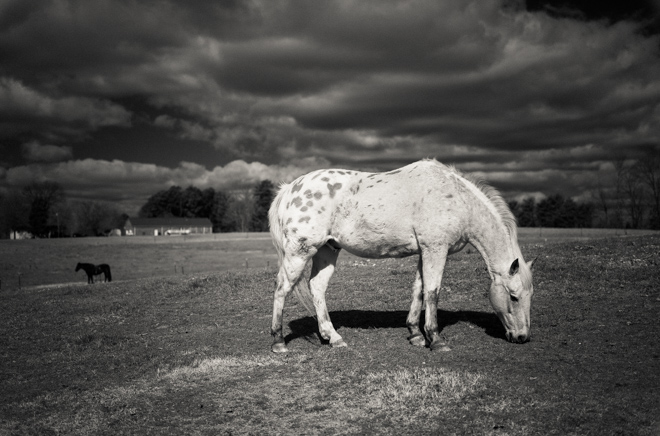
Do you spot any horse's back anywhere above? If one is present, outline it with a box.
[272,160,469,258]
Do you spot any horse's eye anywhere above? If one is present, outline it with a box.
[510,295,519,303]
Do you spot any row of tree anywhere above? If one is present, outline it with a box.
[509,150,660,230]
[0,181,127,238]
[0,180,278,238]
[138,180,275,232]
[508,195,595,228]
[2,150,658,238]
[594,154,660,229]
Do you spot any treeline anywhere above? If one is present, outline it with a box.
[138,180,276,233]
[0,181,127,238]
[508,195,595,228]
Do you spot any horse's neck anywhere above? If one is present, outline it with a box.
[467,217,516,278]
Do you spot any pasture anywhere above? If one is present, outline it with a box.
[1,229,659,435]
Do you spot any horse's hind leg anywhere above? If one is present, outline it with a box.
[309,245,343,347]
[271,254,309,353]
[406,258,426,347]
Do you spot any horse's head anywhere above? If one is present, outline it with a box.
[489,258,535,343]
[75,263,81,271]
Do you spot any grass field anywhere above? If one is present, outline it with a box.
[1,229,659,435]
[0,228,654,290]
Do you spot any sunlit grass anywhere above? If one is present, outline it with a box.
[366,367,483,406]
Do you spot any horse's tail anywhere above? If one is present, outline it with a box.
[268,184,316,317]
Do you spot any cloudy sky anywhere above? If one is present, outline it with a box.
[1,0,659,214]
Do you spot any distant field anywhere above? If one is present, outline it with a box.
[1,232,658,435]
[0,232,275,289]
[0,228,657,290]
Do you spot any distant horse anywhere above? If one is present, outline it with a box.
[268,159,535,353]
[75,263,112,284]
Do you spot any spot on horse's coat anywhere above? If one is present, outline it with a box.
[299,216,311,223]
[286,218,293,225]
[321,177,330,182]
[301,206,308,212]
[386,170,402,175]
[329,171,335,174]
[446,194,453,198]
[327,183,343,198]
[292,197,303,208]
[292,182,303,193]
[306,201,313,207]
[312,172,322,180]
[338,171,345,175]
[314,191,323,199]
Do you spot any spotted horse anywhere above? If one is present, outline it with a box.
[268,159,535,353]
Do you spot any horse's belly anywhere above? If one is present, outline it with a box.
[331,213,419,259]
[340,240,419,259]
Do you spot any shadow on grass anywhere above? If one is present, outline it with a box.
[285,309,504,345]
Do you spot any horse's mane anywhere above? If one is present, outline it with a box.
[461,172,519,240]
[435,160,532,286]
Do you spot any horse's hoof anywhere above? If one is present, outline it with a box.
[408,334,427,347]
[429,340,451,352]
[271,343,289,353]
[330,339,347,348]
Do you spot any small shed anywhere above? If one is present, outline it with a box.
[129,217,213,236]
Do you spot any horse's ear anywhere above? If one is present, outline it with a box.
[509,258,519,276]
[527,257,537,270]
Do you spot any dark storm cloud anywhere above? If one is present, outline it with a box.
[0,0,659,212]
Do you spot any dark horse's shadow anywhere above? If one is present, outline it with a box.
[285,309,504,345]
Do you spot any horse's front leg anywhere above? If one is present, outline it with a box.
[406,258,426,347]
[310,245,343,347]
[421,248,451,352]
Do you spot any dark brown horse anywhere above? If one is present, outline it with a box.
[75,263,112,284]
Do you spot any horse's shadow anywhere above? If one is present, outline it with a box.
[285,309,504,345]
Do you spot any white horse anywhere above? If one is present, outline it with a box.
[268,159,534,353]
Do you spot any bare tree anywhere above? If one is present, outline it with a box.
[612,156,627,227]
[639,149,660,229]
[73,201,123,236]
[22,181,65,237]
[0,189,30,237]
[621,162,646,229]
[594,172,612,227]
[227,189,254,232]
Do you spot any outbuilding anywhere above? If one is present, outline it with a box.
[128,217,213,236]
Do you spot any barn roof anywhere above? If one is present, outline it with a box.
[130,217,212,227]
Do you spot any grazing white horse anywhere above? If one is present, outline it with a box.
[268,159,534,353]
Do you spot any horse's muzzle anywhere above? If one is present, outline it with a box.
[506,332,530,344]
